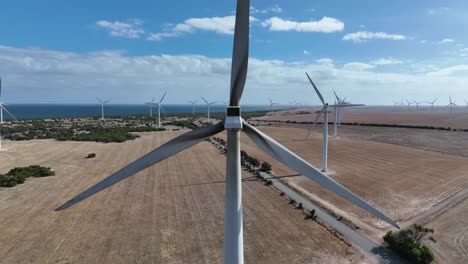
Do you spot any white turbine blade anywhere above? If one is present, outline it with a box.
[188,101,194,104]
[229,0,249,107]
[159,91,167,104]
[202,97,209,104]
[1,105,17,120]
[333,90,341,103]
[305,72,325,106]
[269,97,273,104]
[242,121,399,229]
[194,99,199,104]
[96,97,102,103]
[151,97,155,103]
[160,104,167,117]
[104,100,111,104]
[329,104,364,108]
[306,110,324,138]
[56,122,225,211]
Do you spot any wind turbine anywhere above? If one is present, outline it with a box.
[288,100,296,110]
[267,97,280,116]
[145,97,156,117]
[201,97,217,122]
[447,96,456,112]
[96,97,110,120]
[393,100,399,111]
[426,99,437,112]
[155,91,167,128]
[405,99,413,111]
[55,2,398,264]
[332,91,364,137]
[188,99,199,117]
[464,99,468,107]
[306,73,362,170]
[0,77,16,151]
[413,100,422,111]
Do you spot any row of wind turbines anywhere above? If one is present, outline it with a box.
[393,97,468,112]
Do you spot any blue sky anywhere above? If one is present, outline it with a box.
[0,0,467,105]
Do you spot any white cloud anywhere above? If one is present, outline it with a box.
[251,5,283,14]
[343,31,407,43]
[1,45,467,104]
[303,50,310,55]
[427,7,450,16]
[96,19,144,39]
[261,16,344,33]
[438,38,455,44]
[371,58,403,65]
[148,16,258,41]
[343,62,375,71]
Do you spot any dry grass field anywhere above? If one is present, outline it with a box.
[259,108,468,129]
[0,132,359,264]
[220,126,468,237]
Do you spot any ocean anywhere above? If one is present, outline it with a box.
[0,104,273,120]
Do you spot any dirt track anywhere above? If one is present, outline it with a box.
[0,132,358,264]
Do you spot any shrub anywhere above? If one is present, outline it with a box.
[383,224,435,264]
[261,162,272,172]
[86,153,96,159]
[0,165,55,187]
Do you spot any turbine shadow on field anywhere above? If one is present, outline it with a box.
[370,246,406,264]
[168,174,302,188]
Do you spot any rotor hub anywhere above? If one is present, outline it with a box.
[224,106,243,130]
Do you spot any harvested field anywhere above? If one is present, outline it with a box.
[0,132,358,264]
[428,197,468,264]
[220,126,468,235]
[259,108,468,129]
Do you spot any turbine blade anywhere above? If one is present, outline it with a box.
[306,110,323,138]
[1,105,16,120]
[159,91,167,103]
[202,97,209,104]
[104,100,111,104]
[333,90,340,103]
[0,77,2,98]
[151,97,155,103]
[229,0,249,107]
[160,104,167,117]
[96,97,102,103]
[242,120,399,229]
[305,72,325,106]
[56,122,225,211]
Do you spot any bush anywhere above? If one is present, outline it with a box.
[261,162,272,172]
[0,165,55,187]
[86,153,96,159]
[383,224,435,264]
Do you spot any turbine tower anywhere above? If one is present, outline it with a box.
[201,97,217,121]
[145,97,156,117]
[188,99,199,116]
[156,91,167,128]
[267,97,279,116]
[56,2,398,264]
[426,99,437,112]
[96,97,110,120]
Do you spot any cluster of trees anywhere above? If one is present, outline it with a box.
[0,165,55,187]
[383,224,435,264]
[240,150,260,167]
[86,153,96,159]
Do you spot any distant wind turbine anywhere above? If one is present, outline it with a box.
[201,97,217,121]
[188,99,199,116]
[96,97,110,120]
[405,99,413,111]
[447,96,456,112]
[332,90,364,137]
[156,91,167,128]
[0,77,16,151]
[268,97,280,116]
[145,97,156,117]
[413,100,422,111]
[55,2,398,264]
[426,99,437,112]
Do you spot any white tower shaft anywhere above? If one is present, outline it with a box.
[322,110,328,172]
[224,129,243,264]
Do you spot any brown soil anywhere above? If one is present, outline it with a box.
[0,132,358,264]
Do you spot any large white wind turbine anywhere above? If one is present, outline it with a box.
[96,97,110,120]
[306,74,362,171]
[426,99,437,112]
[55,2,398,264]
[188,99,199,116]
[267,97,280,116]
[201,97,217,121]
[155,91,167,128]
[145,97,156,117]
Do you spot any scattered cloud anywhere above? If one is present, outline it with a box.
[251,5,282,14]
[303,50,311,55]
[427,7,450,16]
[1,45,467,104]
[96,19,144,39]
[343,62,375,71]
[420,40,427,44]
[343,31,407,43]
[371,58,403,65]
[438,38,455,44]
[148,16,258,41]
[261,16,344,33]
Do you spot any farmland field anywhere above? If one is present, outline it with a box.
[0,132,359,264]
